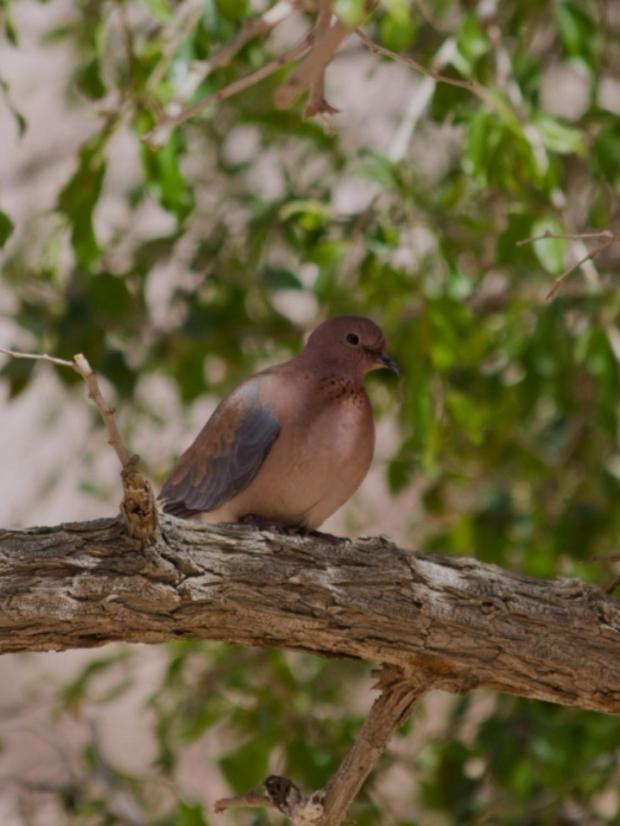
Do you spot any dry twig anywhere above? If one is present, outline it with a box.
[516,229,618,299]
[0,347,158,542]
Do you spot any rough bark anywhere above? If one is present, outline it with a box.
[1,516,619,714]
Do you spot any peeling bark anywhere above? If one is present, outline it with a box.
[1,516,619,714]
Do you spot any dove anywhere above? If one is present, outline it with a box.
[159,316,398,530]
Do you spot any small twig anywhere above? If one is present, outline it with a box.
[516,229,618,299]
[208,0,295,76]
[159,0,296,106]
[516,230,616,246]
[0,347,133,468]
[0,347,158,542]
[143,32,313,147]
[215,777,324,823]
[214,791,277,814]
[355,28,493,106]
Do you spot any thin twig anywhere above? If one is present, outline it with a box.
[208,0,295,75]
[516,230,615,246]
[0,347,159,542]
[214,792,277,814]
[516,229,618,299]
[143,32,313,147]
[355,28,493,105]
[159,0,295,105]
[0,347,74,369]
[0,347,133,468]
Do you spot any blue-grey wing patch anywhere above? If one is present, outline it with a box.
[159,386,280,519]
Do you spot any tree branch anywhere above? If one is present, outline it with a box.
[274,7,348,112]
[302,0,340,118]
[213,666,429,825]
[1,517,619,715]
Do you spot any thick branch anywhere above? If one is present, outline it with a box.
[0,518,619,715]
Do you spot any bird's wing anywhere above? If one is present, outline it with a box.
[159,379,281,518]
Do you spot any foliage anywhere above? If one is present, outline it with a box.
[1,0,620,823]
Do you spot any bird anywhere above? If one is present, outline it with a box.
[159,316,398,531]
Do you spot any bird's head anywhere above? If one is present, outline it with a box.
[302,316,399,378]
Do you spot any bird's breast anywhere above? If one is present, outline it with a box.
[252,374,375,526]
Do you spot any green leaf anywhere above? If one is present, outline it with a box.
[74,58,106,100]
[555,1,600,70]
[531,217,567,275]
[379,10,417,52]
[144,0,172,22]
[533,113,585,155]
[214,0,249,22]
[334,0,367,26]
[172,801,207,826]
[593,123,620,187]
[3,1,18,46]
[0,209,14,247]
[279,199,330,229]
[141,133,194,222]
[357,152,399,189]
[261,266,304,290]
[0,75,27,136]
[463,110,498,181]
[57,134,108,269]
[219,737,269,794]
[454,13,490,76]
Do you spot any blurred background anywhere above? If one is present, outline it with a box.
[1,0,620,823]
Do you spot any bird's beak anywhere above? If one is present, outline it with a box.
[378,352,400,375]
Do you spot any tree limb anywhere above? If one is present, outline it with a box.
[1,517,619,716]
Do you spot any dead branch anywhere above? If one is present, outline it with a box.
[0,347,158,543]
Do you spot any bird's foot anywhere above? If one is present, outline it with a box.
[295,527,350,545]
[239,515,348,545]
[239,514,295,534]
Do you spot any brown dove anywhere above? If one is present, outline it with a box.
[159,316,398,529]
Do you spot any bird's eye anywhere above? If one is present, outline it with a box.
[346,333,360,346]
